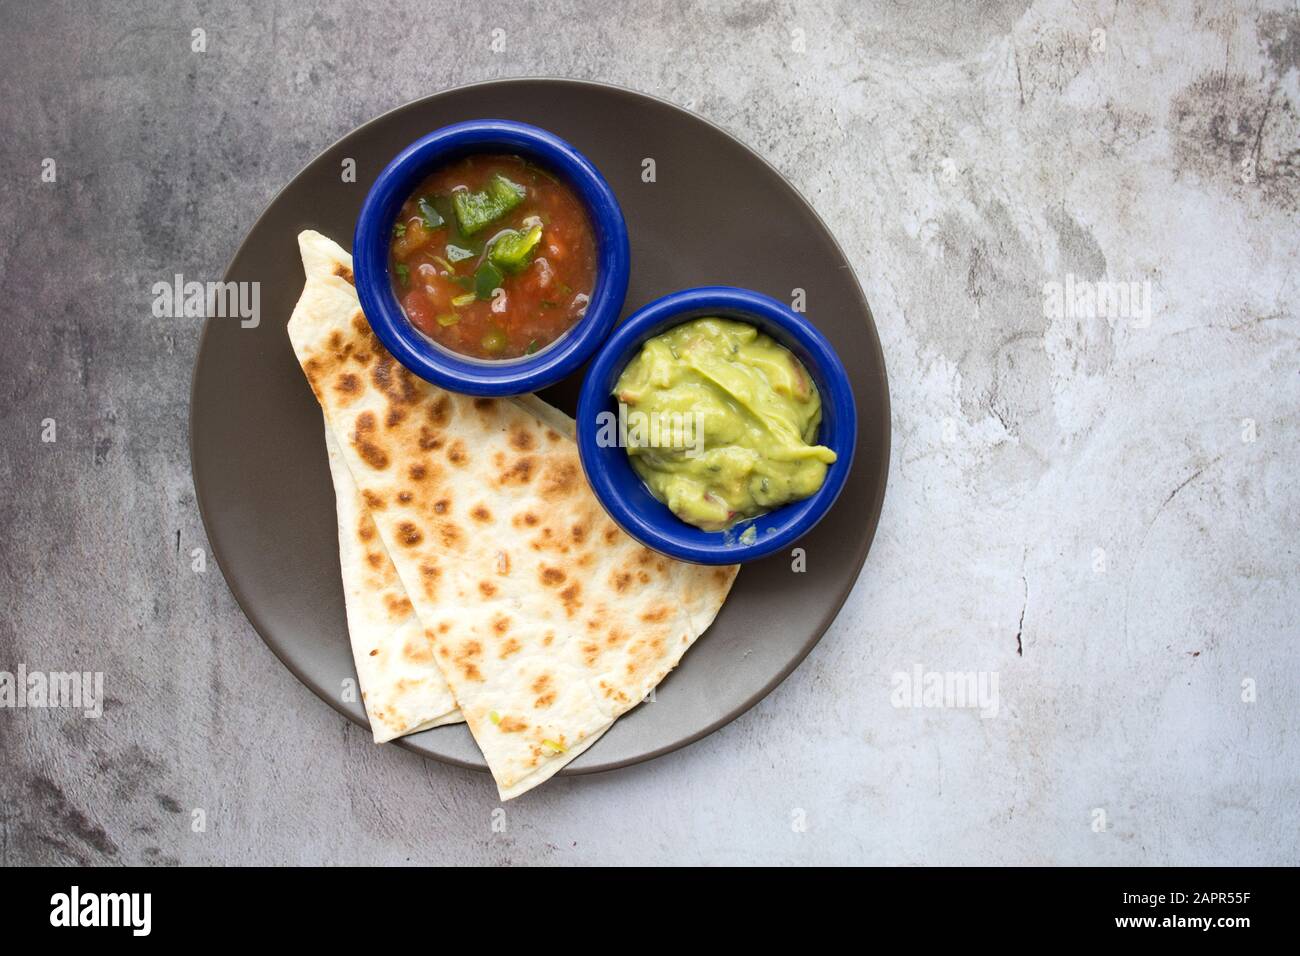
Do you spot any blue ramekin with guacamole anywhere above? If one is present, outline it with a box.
[577,287,856,564]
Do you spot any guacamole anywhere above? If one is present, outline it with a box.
[613,317,837,531]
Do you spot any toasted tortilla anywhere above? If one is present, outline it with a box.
[324,422,462,741]
[288,230,738,798]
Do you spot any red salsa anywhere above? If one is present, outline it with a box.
[389,154,597,360]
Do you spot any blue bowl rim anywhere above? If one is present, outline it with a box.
[353,119,630,397]
[577,286,858,564]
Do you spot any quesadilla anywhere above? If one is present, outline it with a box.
[324,422,462,741]
[288,230,738,798]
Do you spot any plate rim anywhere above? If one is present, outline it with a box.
[189,77,891,777]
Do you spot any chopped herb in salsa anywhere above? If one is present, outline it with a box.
[452,173,526,235]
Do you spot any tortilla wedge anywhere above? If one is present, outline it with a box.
[324,421,462,741]
[288,230,738,798]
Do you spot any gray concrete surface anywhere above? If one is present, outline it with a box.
[1,0,1297,866]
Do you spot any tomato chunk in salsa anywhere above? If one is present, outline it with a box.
[389,154,597,360]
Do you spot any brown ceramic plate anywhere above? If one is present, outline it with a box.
[190,79,890,776]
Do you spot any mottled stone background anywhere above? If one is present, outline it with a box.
[1,0,1296,865]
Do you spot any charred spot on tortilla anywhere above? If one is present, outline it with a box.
[333,262,354,284]
[447,440,469,466]
[599,679,631,705]
[396,521,423,547]
[335,372,361,399]
[353,412,390,470]
[397,490,413,505]
[385,594,413,617]
[474,398,497,414]
[479,580,498,597]
[499,637,522,659]
[435,520,463,549]
[625,636,668,679]
[509,425,536,451]
[371,354,420,407]
[429,394,452,427]
[539,460,579,500]
[559,583,581,614]
[302,357,326,393]
[433,498,450,514]
[499,456,535,485]
[408,463,428,481]
[417,429,444,451]
[540,566,566,587]
[403,635,433,663]
[471,505,492,522]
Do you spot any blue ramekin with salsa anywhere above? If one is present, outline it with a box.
[354,120,630,395]
[576,287,857,564]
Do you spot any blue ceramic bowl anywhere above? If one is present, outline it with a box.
[353,120,630,396]
[577,287,857,564]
